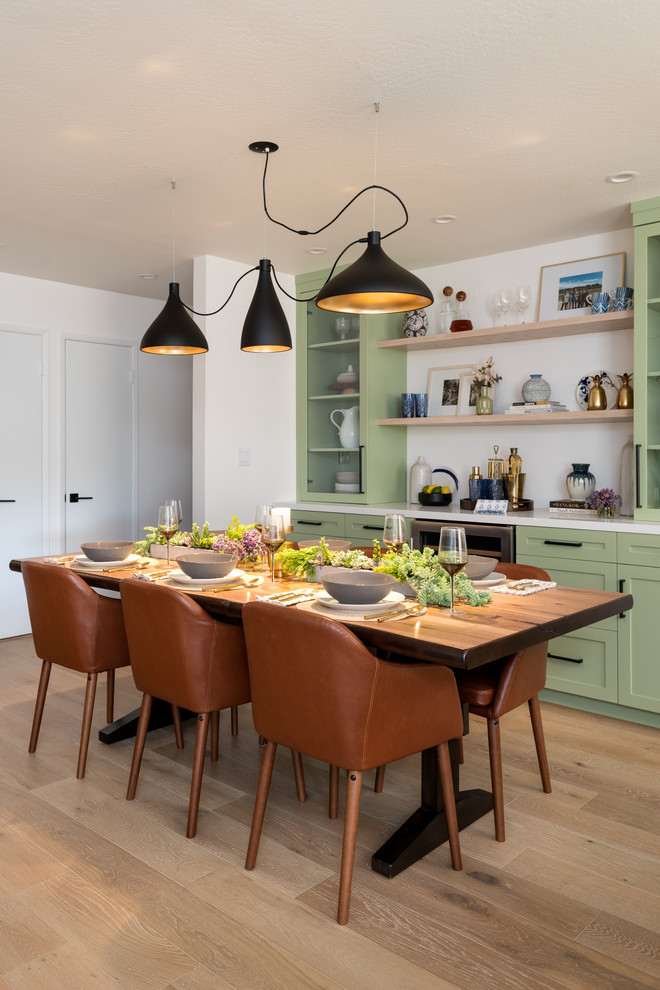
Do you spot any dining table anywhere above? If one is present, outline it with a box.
[9,553,633,878]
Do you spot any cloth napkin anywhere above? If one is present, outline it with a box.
[490,579,557,596]
[131,569,174,582]
[255,590,316,606]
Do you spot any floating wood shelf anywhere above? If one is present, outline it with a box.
[377,409,634,428]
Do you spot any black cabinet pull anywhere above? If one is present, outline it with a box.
[358,444,364,494]
[361,525,383,531]
[635,444,642,509]
[548,652,584,664]
[543,539,583,547]
[0,499,16,502]
[68,493,94,503]
[619,578,627,618]
[295,520,322,526]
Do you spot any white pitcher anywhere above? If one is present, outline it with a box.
[330,406,359,448]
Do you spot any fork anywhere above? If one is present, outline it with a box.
[375,602,426,622]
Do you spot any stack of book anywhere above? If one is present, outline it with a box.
[548,499,597,517]
[505,401,568,414]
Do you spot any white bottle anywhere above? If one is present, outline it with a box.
[409,456,432,503]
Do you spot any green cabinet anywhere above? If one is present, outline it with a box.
[519,525,660,715]
[631,197,660,521]
[290,508,386,547]
[617,532,660,714]
[295,269,407,504]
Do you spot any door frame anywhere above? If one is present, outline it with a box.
[60,333,138,545]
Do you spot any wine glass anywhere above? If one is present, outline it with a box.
[515,285,532,324]
[166,498,183,526]
[438,526,468,615]
[496,289,510,326]
[253,504,271,533]
[383,513,407,552]
[157,504,178,565]
[262,509,285,582]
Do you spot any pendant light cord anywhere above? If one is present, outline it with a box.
[182,265,259,316]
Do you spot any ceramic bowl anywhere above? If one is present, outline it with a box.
[81,541,134,562]
[177,552,238,579]
[318,567,396,605]
[297,539,353,551]
[418,491,452,506]
[465,555,497,580]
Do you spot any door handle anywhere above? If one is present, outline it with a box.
[548,653,584,664]
[68,493,94,503]
[0,499,16,502]
[619,578,627,619]
[635,444,642,509]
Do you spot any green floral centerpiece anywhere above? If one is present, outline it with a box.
[212,516,266,564]
[134,521,217,556]
[276,539,491,608]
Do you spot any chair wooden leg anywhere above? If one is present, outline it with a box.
[374,765,386,793]
[246,740,277,870]
[329,764,339,819]
[528,695,552,794]
[127,694,153,800]
[29,660,52,753]
[437,742,462,871]
[258,734,265,745]
[291,751,306,802]
[337,770,362,925]
[487,717,505,841]
[187,713,210,838]
[231,705,239,736]
[77,673,99,779]
[210,710,219,762]
[172,704,184,749]
[106,669,115,724]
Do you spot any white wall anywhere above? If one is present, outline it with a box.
[405,228,634,504]
[0,271,193,546]
[192,256,296,528]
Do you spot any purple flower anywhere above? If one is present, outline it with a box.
[585,488,622,510]
[212,527,265,561]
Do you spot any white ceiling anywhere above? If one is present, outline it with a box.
[1,0,658,303]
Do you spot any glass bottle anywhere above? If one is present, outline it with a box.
[450,291,473,333]
[439,285,456,333]
[506,447,523,474]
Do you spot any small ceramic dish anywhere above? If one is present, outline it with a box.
[81,541,134,562]
[177,552,239,579]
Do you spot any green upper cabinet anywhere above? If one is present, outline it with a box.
[631,196,660,520]
[295,268,407,504]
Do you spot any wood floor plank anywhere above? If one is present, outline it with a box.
[0,825,68,893]
[166,966,237,990]
[577,911,660,981]
[4,942,122,990]
[0,888,63,974]
[582,791,660,833]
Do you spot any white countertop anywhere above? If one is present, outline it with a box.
[284,500,660,536]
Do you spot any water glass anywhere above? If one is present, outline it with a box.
[401,393,414,418]
[413,393,428,417]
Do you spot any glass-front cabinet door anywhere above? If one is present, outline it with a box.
[296,268,407,504]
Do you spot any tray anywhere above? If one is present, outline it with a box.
[460,498,534,512]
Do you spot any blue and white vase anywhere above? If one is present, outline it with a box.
[566,463,595,501]
[522,374,551,402]
[403,309,429,337]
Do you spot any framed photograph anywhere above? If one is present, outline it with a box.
[458,373,480,416]
[537,252,626,322]
[427,365,473,417]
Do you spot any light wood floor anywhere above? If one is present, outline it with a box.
[1,633,659,990]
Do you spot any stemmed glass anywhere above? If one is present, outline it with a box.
[496,289,510,326]
[383,513,407,552]
[515,285,532,324]
[166,498,183,526]
[438,526,468,615]
[262,509,285,582]
[254,504,272,534]
[157,504,178,565]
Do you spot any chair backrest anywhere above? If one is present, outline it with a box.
[22,560,129,673]
[242,601,463,770]
[120,580,250,713]
[494,562,551,582]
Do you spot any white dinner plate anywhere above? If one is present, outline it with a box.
[168,568,245,587]
[472,573,507,588]
[575,371,617,410]
[314,589,405,611]
[73,553,140,567]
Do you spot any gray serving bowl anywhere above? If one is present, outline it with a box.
[465,554,496,580]
[177,552,238,579]
[318,566,396,605]
[81,541,134,562]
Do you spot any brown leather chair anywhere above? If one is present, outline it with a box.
[22,560,131,778]
[120,580,251,838]
[241,601,464,925]
[453,562,552,842]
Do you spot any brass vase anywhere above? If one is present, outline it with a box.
[616,372,634,409]
[587,375,607,410]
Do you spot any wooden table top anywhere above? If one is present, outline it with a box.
[9,555,633,670]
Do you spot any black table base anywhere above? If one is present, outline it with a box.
[98,700,195,745]
[371,738,493,878]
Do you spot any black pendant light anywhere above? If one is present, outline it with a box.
[140,282,209,355]
[315,230,433,314]
[241,259,292,352]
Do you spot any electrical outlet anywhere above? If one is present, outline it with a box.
[238,447,251,467]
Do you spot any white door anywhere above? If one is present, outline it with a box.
[64,339,136,550]
[0,328,45,638]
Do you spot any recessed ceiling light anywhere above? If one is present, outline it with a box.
[606,171,639,184]
[308,247,327,255]
[432,215,457,224]
[138,273,158,279]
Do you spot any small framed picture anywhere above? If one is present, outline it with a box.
[538,252,626,321]
[458,373,479,416]
[427,365,474,417]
